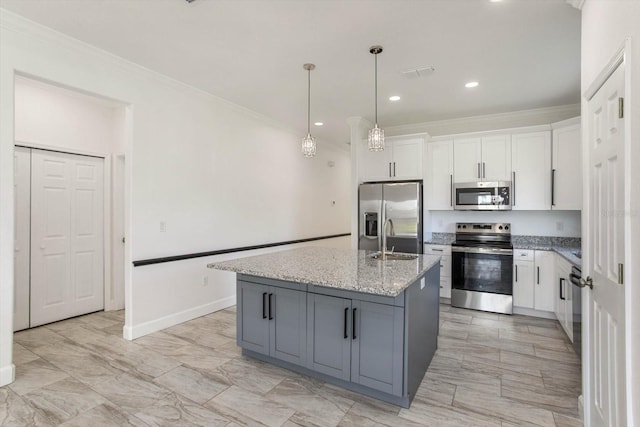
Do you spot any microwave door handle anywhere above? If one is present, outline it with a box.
[512,172,516,206]
[450,174,453,207]
[551,169,556,206]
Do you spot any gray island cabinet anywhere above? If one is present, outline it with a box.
[207,247,440,408]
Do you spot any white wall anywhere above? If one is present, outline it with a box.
[581,1,640,425]
[14,77,118,154]
[0,10,350,386]
[429,210,581,237]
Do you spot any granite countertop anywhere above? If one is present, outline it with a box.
[207,246,440,297]
[424,233,455,245]
[512,236,582,267]
[425,234,581,267]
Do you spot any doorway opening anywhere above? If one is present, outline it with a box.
[13,75,129,332]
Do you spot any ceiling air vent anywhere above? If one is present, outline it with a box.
[401,66,436,79]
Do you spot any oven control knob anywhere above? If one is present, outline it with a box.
[457,225,461,229]
[505,225,509,230]
[499,226,503,230]
[462,225,467,229]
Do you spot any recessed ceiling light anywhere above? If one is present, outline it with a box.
[465,81,479,88]
[389,95,401,101]
[489,0,502,3]
[314,122,324,126]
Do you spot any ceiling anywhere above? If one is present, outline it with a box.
[0,0,581,148]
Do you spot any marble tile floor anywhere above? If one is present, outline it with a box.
[1,304,583,427]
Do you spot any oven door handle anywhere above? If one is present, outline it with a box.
[452,247,513,256]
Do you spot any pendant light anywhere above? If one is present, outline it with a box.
[368,45,384,151]
[301,63,317,157]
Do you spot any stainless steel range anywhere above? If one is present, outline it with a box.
[451,223,514,314]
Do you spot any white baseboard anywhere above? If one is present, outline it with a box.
[123,295,236,341]
[0,363,15,387]
[513,306,557,319]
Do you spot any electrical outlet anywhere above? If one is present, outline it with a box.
[203,276,209,286]
[160,221,166,232]
[556,221,564,232]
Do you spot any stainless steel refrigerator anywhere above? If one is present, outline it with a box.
[358,181,423,254]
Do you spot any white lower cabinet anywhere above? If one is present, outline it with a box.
[513,249,556,313]
[425,244,451,299]
[533,251,556,312]
[513,250,535,309]
[554,256,573,342]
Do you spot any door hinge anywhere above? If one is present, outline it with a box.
[618,263,624,285]
[618,97,624,119]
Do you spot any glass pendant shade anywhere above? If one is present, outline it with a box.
[368,124,384,151]
[302,133,316,157]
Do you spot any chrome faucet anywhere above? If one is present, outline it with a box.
[382,218,395,260]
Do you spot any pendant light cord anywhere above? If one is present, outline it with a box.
[374,53,378,126]
[307,68,311,134]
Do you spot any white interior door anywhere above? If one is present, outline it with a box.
[30,149,104,327]
[13,147,31,331]
[586,62,626,427]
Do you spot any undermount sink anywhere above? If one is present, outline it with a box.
[368,251,419,261]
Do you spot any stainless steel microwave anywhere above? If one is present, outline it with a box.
[454,181,512,210]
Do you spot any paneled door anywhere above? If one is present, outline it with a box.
[30,149,104,327]
[586,61,626,427]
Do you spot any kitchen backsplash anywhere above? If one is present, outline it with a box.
[428,210,581,237]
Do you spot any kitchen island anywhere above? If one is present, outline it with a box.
[207,246,440,408]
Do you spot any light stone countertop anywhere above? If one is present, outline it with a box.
[207,246,440,297]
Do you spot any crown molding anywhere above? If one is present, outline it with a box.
[566,0,585,11]
[0,8,348,152]
[385,104,580,138]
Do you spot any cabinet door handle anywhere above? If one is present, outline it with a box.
[515,265,518,282]
[262,292,267,319]
[393,162,396,177]
[477,163,481,179]
[450,174,453,206]
[483,162,486,178]
[559,278,565,301]
[537,266,540,285]
[344,307,349,339]
[551,169,556,206]
[389,162,392,178]
[268,293,274,320]
[432,248,443,252]
[352,308,357,340]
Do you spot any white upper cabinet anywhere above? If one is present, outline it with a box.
[481,134,512,182]
[552,121,582,210]
[511,131,551,210]
[425,140,454,210]
[393,137,423,179]
[360,136,423,182]
[453,134,510,183]
[453,137,481,182]
[361,142,393,182]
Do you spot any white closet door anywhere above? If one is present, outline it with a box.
[14,147,31,331]
[30,149,104,327]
